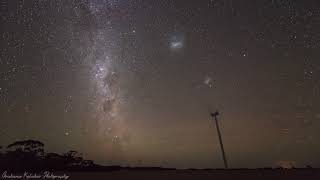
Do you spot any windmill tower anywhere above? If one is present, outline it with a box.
[210,111,228,168]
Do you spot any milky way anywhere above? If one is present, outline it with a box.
[1,0,320,168]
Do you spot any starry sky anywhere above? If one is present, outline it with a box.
[1,0,320,169]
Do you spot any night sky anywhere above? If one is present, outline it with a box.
[1,0,320,169]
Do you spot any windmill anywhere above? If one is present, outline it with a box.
[210,111,228,168]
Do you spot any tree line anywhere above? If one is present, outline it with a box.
[0,139,96,171]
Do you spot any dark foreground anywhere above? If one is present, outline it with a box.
[2,169,319,180]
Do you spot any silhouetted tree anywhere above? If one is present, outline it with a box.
[63,150,83,167]
[80,160,94,167]
[5,140,45,170]
[0,139,96,171]
[7,140,44,156]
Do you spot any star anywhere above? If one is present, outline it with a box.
[204,76,214,88]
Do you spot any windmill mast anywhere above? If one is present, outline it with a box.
[210,111,228,169]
